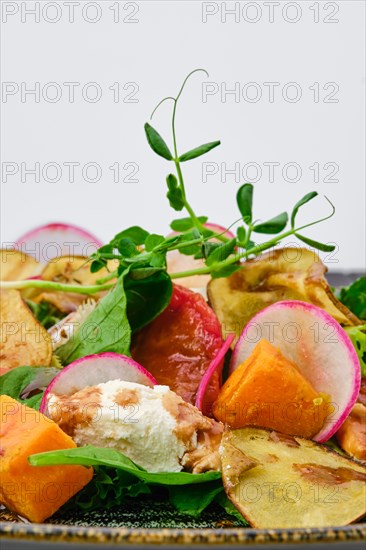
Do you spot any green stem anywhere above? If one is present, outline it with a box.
[170,214,330,280]
[0,279,114,295]
[96,271,118,284]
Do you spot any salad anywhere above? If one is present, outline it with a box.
[0,70,365,529]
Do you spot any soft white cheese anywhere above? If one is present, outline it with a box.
[49,380,189,473]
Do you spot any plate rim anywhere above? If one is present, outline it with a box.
[1,521,365,546]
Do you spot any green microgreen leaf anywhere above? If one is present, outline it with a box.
[291,191,318,228]
[90,259,107,273]
[112,226,150,247]
[150,252,166,268]
[166,174,185,211]
[144,123,173,160]
[236,226,246,244]
[117,238,138,257]
[236,184,253,223]
[211,264,241,279]
[179,141,220,162]
[145,234,165,252]
[253,212,288,234]
[170,216,208,232]
[294,233,335,252]
[206,238,237,266]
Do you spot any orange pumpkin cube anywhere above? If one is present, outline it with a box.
[212,339,330,438]
[0,395,93,522]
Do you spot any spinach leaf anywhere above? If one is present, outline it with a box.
[125,271,172,332]
[168,481,223,517]
[214,491,249,525]
[29,445,222,485]
[0,366,58,410]
[337,276,366,320]
[56,272,131,365]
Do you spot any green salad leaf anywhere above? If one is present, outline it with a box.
[345,325,366,376]
[337,276,366,320]
[25,300,66,329]
[29,446,229,518]
[56,271,131,365]
[29,445,221,485]
[125,270,172,332]
[0,366,58,410]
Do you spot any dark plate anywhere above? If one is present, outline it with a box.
[1,499,365,549]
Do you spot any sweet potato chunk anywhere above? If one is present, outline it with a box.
[220,427,366,528]
[213,339,330,437]
[208,248,360,343]
[0,395,93,522]
[0,290,52,373]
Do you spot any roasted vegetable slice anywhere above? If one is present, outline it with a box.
[0,249,41,281]
[0,290,52,373]
[336,403,366,462]
[34,256,117,313]
[208,248,360,343]
[220,427,366,528]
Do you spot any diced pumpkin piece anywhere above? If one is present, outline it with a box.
[0,395,93,522]
[212,339,330,438]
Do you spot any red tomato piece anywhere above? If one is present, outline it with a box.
[131,284,224,414]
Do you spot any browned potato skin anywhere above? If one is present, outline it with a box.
[208,248,360,343]
[33,256,118,313]
[220,426,366,529]
[336,403,366,462]
[0,249,41,281]
[0,289,52,373]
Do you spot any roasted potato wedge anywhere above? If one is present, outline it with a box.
[336,403,366,462]
[0,249,41,281]
[220,427,366,528]
[208,248,360,342]
[0,290,52,373]
[33,256,118,313]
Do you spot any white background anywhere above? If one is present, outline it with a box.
[1,0,365,270]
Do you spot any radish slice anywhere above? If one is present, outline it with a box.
[195,333,235,415]
[15,223,103,263]
[230,300,361,442]
[167,223,235,289]
[40,352,157,416]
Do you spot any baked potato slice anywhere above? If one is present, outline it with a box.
[34,256,118,313]
[208,248,360,343]
[0,289,52,372]
[220,426,366,528]
[0,249,41,281]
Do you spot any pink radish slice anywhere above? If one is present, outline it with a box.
[40,352,157,416]
[15,223,103,263]
[230,300,361,443]
[167,223,235,289]
[195,333,235,415]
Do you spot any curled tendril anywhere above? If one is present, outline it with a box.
[150,68,209,119]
